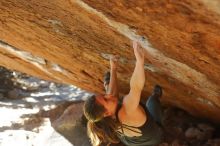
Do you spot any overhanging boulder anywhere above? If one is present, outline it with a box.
[0,0,220,122]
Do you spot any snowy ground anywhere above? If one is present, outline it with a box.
[0,75,91,146]
[0,120,73,146]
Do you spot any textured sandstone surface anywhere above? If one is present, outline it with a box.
[52,102,90,146]
[0,0,220,122]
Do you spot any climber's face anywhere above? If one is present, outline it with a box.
[95,95,118,117]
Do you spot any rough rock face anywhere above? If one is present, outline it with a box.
[0,0,220,122]
[52,102,91,146]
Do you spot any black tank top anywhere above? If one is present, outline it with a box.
[116,101,163,146]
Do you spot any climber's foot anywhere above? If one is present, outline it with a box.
[152,85,162,99]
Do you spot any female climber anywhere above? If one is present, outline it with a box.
[83,41,164,146]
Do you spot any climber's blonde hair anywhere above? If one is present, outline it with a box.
[84,95,120,146]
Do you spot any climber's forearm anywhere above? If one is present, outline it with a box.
[130,61,145,92]
[123,61,145,113]
[106,68,119,98]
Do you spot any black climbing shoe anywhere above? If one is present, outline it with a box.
[152,85,162,98]
[103,71,110,91]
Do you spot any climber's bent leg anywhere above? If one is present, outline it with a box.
[146,85,163,126]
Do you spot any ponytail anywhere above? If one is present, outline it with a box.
[87,117,120,146]
[84,95,120,145]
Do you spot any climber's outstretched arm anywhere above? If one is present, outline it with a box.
[123,41,145,114]
[106,55,119,98]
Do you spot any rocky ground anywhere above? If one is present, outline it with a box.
[0,67,91,146]
[0,67,220,146]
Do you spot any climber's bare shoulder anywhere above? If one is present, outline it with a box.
[118,103,147,127]
[117,104,147,137]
